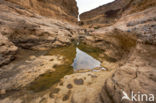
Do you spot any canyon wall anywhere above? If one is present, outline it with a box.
[79,1,156,103]
[0,0,80,66]
[0,0,156,103]
[5,0,79,23]
[80,0,156,25]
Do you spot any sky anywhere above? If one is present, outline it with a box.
[76,0,115,14]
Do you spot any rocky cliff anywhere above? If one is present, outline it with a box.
[79,0,156,103]
[80,0,156,25]
[0,0,156,103]
[5,0,78,23]
[0,0,79,66]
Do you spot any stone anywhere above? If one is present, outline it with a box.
[67,84,73,89]
[0,33,18,67]
[62,91,71,101]
[74,78,84,85]
[62,95,69,101]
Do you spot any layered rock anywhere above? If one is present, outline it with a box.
[0,0,79,51]
[0,0,156,103]
[80,0,131,25]
[80,0,156,25]
[0,33,17,67]
[5,0,78,23]
[79,1,156,103]
[91,6,156,45]
[0,52,63,91]
[100,44,156,103]
[0,0,80,90]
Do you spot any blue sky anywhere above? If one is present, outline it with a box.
[76,0,115,14]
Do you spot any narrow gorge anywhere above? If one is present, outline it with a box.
[0,0,156,103]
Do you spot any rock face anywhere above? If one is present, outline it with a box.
[100,44,156,103]
[80,0,156,25]
[0,33,17,67]
[0,0,80,91]
[0,0,79,51]
[0,53,63,91]
[80,0,131,24]
[90,6,156,45]
[5,0,78,23]
[0,0,156,103]
[78,1,156,103]
[81,29,137,62]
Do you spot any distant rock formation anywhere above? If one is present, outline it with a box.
[80,0,156,25]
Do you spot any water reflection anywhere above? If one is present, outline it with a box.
[72,48,101,70]
[28,44,105,92]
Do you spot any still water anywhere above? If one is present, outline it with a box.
[28,44,104,92]
[72,48,101,70]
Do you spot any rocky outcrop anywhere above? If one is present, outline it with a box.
[0,52,63,91]
[100,44,156,103]
[0,0,156,103]
[0,33,17,67]
[80,0,131,25]
[90,6,156,45]
[79,1,156,103]
[80,0,156,25]
[80,29,137,63]
[5,0,78,23]
[0,0,80,91]
[0,0,79,51]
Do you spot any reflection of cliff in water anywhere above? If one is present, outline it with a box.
[72,48,101,70]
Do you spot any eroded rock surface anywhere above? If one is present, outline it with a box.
[85,6,156,45]
[0,0,156,103]
[100,44,156,103]
[0,33,17,67]
[80,0,132,24]
[5,0,78,23]
[80,0,156,25]
[0,0,79,50]
[0,0,79,98]
[0,53,63,91]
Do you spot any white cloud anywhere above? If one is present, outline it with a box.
[76,0,115,14]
